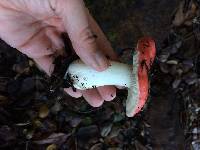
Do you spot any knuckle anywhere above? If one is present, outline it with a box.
[79,26,97,45]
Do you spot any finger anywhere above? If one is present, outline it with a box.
[33,55,55,76]
[19,27,66,75]
[82,89,104,107]
[64,88,82,98]
[45,28,66,56]
[18,27,57,59]
[56,0,110,71]
[88,13,118,61]
[18,28,56,75]
[97,86,116,101]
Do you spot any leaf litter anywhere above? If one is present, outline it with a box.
[0,0,200,149]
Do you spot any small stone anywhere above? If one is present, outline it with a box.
[46,144,57,150]
[29,60,35,67]
[39,105,49,118]
[33,119,43,128]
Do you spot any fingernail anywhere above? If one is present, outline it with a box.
[93,51,110,71]
[110,92,116,99]
[104,92,116,101]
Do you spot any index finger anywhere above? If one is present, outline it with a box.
[51,0,110,71]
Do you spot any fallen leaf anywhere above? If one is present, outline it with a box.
[34,133,70,145]
[90,143,104,150]
[101,124,113,137]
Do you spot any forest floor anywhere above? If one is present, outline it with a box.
[0,0,200,150]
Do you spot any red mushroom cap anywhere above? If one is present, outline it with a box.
[132,37,156,116]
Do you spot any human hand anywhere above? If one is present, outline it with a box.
[0,0,118,107]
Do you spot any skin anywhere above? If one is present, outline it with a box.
[0,0,118,107]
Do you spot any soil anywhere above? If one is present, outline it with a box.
[0,0,200,150]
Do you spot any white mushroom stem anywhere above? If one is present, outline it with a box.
[65,59,133,90]
[64,51,140,117]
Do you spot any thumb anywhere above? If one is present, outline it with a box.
[54,0,109,71]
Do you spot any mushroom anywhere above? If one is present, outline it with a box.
[64,37,156,117]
